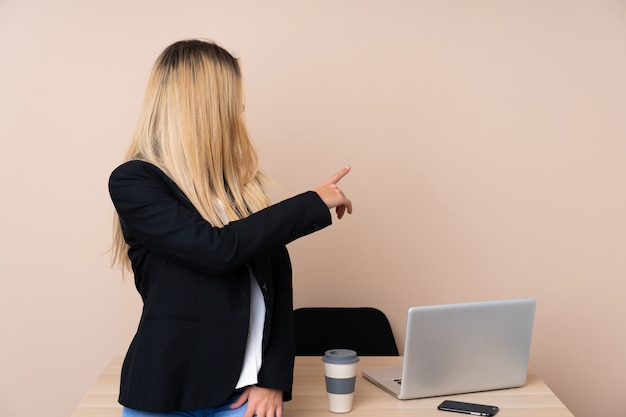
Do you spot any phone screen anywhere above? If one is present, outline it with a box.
[438,400,499,416]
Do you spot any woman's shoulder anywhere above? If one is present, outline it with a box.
[112,159,160,173]
[109,160,171,190]
[110,160,167,179]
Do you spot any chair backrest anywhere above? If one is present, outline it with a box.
[294,307,399,356]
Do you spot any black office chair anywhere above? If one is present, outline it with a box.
[293,307,399,356]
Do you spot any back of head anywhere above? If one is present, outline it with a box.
[134,39,245,175]
[112,39,269,272]
[151,39,243,139]
[130,39,268,221]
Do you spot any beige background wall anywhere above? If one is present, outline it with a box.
[1,1,624,416]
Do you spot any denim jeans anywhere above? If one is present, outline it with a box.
[122,392,248,417]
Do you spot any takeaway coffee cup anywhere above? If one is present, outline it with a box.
[322,349,359,413]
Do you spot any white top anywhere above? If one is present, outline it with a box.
[214,199,265,389]
[235,266,266,388]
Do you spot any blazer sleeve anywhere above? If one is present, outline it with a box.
[108,161,331,275]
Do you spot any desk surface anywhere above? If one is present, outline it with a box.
[72,356,573,417]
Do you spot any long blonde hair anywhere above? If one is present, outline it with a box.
[111,39,271,272]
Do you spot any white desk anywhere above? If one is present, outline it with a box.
[72,356,573,417]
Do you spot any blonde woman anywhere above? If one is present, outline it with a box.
[109,39,352,417]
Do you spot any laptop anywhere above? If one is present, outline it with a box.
[362,298,536,399]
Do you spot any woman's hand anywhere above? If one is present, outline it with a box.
[230,385,284,417]
[314,166,353,219]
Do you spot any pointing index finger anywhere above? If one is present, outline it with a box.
[326,166,351,185]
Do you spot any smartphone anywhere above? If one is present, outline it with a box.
[438,400,499,416]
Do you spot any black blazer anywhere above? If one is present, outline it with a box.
[108,160,331,412]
